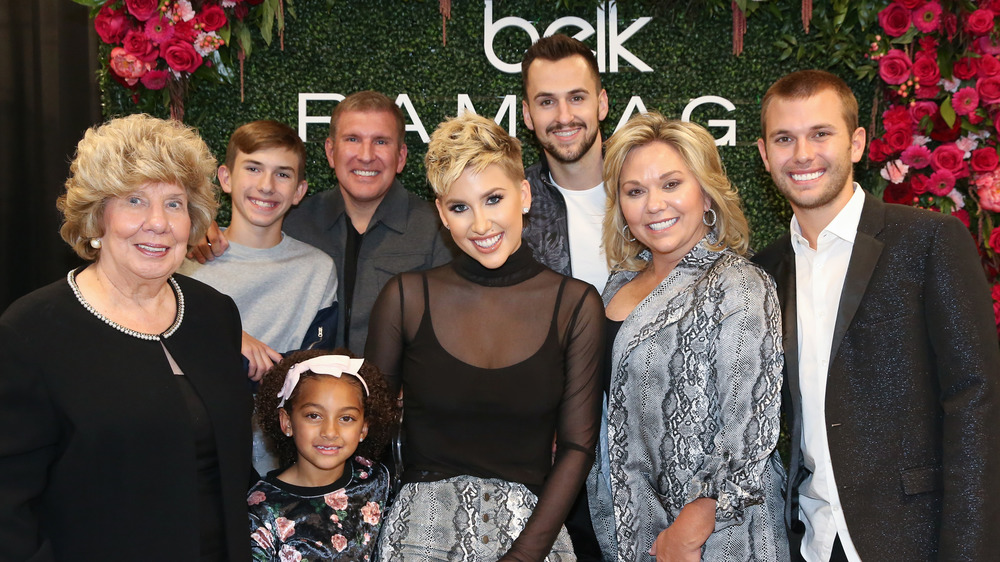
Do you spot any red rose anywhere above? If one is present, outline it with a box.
[140,69,168,90]
[883,127,914,153]
[910,173,930,194]
[868,138,893,163]
[978,76,1000,104]
[909,101,939,124]
[122,29,158,63]
[125,0,160,22]
[94,5,130,44]
[953,57,978,80]
[161,39,202,73]
[879,49,913,85]
[943,12,958,39]
[977,36,1000,55]
[929,110,962,141]
[247,0,266,5]
[883,179,915,205]
[916,83,941,99]
[173,20,197,42]
[896,0,924,8]
[912,55,941,86]
[979,55,1000,78]
[931,143,969,178]
[198,5,227,32]
[952,208,971,227]
[883,105,913,130]
[965,9,996,36]
[990,227,1000,254]
[918,35,939,54]
[972,147,1000,172]
[234,2,250,20]
[878,3,913,37]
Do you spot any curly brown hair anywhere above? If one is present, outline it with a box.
[256,348,398,470]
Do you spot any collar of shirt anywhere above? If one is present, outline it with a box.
[789,183,866,254]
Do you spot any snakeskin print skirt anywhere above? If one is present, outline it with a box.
[376,475,576,561]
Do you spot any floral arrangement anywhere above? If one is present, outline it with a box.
[75,0,289,120]
[868,0,1000,331]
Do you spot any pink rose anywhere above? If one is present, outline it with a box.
[910,173,930,194]
[902,145,932,169]
[879,49,913,85]
[94,5,130,44]
[952,87,980,116]
[125,0,160,22]
[913,2,943,33]
[361,501,381,525]
[953,57,978,80]
[931,143,970,178]
[122,30,158,62]
[278,545,303,562]
[977,76,1000,105]
[251,527,274,551]
[978,179,1000,212]
[953,208,971,227]
[140,69,168,90]
[881,160,910,184]
[979,55,1000,78]
[909,101,939,123]
[883,127,913,153]
[108,47,150,86]
[972,147,1000,172]
[247,490,266,506]
[198,4,228,32]
[928,169,956,196]
[161,38,202,73]
[965,9,996,36]
[331,534,348,553]
[275,517,296,541]
[912,55,941,86]
[878,3,913,37]
[977,36,1000,55]
[324,489,349,510]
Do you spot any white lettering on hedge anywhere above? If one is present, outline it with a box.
[297,93,344,141]
[457,94,519,136]
[614,96,649,133]
[682,96,737,146]
[483,0,652,74]
[396,94,430,143]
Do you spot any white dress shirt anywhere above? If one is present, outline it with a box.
[791,185,865,562]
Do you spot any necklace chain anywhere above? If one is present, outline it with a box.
[67,269,185,341]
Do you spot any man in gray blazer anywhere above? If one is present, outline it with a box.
[752,69,999,562]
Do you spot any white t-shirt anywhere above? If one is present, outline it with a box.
[550,174,609,293]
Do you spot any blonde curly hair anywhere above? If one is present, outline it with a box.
[424,113,524,197]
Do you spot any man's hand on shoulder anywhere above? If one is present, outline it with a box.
[186,221,229,263]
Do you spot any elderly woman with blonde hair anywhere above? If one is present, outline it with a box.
[0,114,251,561]
[366,112,604,561]
[588,112,787,561]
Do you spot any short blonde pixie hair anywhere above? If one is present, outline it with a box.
[603,112,750,272]
[424,113,524,197]
[58,114,219,261]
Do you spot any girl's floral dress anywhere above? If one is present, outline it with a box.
[248,457,389,562]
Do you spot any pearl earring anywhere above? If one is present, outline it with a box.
[522,207,529,214]
[90,238,102,249]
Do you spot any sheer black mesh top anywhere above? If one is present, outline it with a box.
[366,243,604,561]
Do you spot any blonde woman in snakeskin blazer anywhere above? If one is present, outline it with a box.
[587,113,788,562]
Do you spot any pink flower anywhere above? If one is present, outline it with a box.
[909,101,939,124]
[251,527,274,551]
[161,38,202,73]
[978,55,1000,78]
[972,147,1000,172]
[247,490,267,506]
[978,176,1000,211]
[901,145,933,169]
[956,136,979,155]
[125,0,160,22]
[953,208,971,227]
[278,544,303,562]
[331,534,348,553]
[928,169,956,196]
[144,16,176,45]
[881,160,910,184]
[94,5,131,44]
[953,87,980,116]
[275,517,296,541]
[990,228,1000,254]
[992,284,1000,325]
[193,31,224,57]
[878,3,913,37]
[361,501,381,525]
[879,49,913,85]
[912,55,941,86]
[913,2,943,33]
[139,69,168,90]
[170,0,196,23]
[108,47,150,86]
[977,36,1000,56]
[931,143,969,178]
[355,456,373,467]
[947,188,966,209]
[324,489,349,510]
[910,173,930,194]
[965,9,996,36]
[977,76,1000,105]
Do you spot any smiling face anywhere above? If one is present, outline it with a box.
[435,164,531,270]
[522,54,608,165]
[618,141,711,270]
[757,89,866,217]
[325,109,407,207]
[221,147,307,240]
[279,375,368,486]
[99,181,191,284]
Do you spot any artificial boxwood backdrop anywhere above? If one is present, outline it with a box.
[101,0,879,251]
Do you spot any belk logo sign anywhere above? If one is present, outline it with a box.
[483,0,652,74]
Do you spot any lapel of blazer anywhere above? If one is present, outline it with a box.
[829,192,886,364]
[773,240,801,407]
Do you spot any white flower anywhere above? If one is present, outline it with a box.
[948,188,966,210]
[194,31,222,57]
[175,0,195,22]
[912,135,932,147]
[956,136,979,157]
[942,77,962,93]
[881,159,909,184]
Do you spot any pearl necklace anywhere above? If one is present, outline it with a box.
[67,269,185,341]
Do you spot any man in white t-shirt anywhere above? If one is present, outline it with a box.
[520,34,610,294]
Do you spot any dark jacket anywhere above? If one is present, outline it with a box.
[524,157,572,276]
[752,192,1000,561]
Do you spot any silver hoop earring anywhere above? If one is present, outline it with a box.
[703,208,717,227]
[621,224,636,242]
[90,238,102,249]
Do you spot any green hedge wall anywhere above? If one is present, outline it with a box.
[103,0,877,250]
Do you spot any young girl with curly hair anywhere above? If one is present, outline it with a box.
[248,349,397,561]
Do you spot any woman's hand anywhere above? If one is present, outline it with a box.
[649,497,716,562]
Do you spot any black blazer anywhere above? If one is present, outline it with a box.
[753,192,1000,561]
[0,274,253,561]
